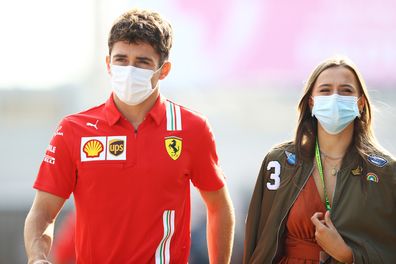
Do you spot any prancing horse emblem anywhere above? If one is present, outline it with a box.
[165,136,182,160]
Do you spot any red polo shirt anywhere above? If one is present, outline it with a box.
[34,94,225,263]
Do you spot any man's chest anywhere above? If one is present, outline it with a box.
[73,123,193,191]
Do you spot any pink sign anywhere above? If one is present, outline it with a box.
[171,0,396,84]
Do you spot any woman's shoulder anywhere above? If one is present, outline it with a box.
[362,147,396,178]
[263,141,299,166]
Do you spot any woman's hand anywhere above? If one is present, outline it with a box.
[311,211,353,263]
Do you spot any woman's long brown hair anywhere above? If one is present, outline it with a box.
[294,57,378,162]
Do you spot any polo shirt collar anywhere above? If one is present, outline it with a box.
[147,94,167,126]
[104,93,167,127]
[104,94,122,126]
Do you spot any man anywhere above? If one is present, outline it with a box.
[24,9,235,264]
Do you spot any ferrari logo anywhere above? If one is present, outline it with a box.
[165,136,182,160]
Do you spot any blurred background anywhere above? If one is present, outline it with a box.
[1,0,396,263]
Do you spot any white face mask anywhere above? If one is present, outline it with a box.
[311,94,360,135]
[110,64,162,106]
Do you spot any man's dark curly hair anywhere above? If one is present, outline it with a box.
[108,9,173,65]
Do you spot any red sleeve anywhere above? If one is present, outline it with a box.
[33,118,77,199]
[190,118,225,191]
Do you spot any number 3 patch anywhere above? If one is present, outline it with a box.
[266,161,281,190]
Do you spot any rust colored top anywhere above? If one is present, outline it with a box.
[278,176,326,264]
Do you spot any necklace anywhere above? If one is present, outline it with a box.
[320,154,341,176]
[320,150,344,160]
[320,151,344,176]
[329,166,339,176]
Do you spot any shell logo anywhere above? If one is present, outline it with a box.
[83,139,104,158]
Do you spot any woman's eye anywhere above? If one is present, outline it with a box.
[339,88,354,95]
[318,88,331,94]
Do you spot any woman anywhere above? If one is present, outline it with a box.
[244,57,396,263]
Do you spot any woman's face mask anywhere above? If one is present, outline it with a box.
[311,94,361,135]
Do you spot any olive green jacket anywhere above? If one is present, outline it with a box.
[244,142,396,264]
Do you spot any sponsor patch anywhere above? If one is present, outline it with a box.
[54,125,64,136]
[284,150,297,166]
[367,155,388,167]
[366,172,379,183]
[81,137,106,161]
[84,140,104,158]
[86,120,99,130]
[107,136,127,160]
[351,165,362,176]
[47,144,56,154]
[165,136,182,160]
[43,154,55,165]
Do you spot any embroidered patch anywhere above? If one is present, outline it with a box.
[81,137,107,161]
[165,136,182,160]
[351,166,363,176]
[83,139,104,158]
[107,136,127,160]
[366,173,379,183]
[54,125,64,136]
[285,150,297,166]
[43,154,56,165]
[46,144,56,154]
[266,161,281,190]
[367,155,387,167]
[86,120,99,130]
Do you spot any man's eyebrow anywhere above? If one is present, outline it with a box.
[112,54,128,58]
[136,56,154,63]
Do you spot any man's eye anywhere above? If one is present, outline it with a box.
[136,61,153,70]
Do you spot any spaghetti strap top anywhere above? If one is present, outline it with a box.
[278,176,326,264]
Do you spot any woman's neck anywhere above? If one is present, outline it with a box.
[317,122,354,158]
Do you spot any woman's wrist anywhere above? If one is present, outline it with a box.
[338,243,353,263]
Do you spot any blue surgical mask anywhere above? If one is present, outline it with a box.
[311,94,360,135]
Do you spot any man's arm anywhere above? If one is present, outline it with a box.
[199,185,235,264]
[24,191,66,264]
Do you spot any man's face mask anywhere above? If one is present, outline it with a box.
[311,94,361,135]
[110,64,162,106]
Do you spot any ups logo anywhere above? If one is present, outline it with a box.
[109,139,124,156]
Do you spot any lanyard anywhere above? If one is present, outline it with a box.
[315,139,332,211]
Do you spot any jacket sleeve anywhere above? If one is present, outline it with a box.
[348,241,385,264]
[349,160,396,264]
[243,157,268,264]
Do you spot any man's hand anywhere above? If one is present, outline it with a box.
[311,211,353,263]
[31,260,52,264]
[24,191,65,264]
